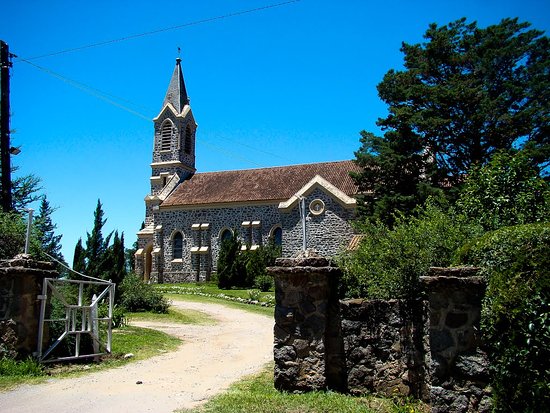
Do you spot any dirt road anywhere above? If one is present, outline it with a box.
[0,299,274,413]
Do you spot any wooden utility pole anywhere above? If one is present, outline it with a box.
[1,40,13,212]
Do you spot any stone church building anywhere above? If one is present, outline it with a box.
[135,59,360,283]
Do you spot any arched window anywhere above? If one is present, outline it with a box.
[184,125,192,155]
[173,232,183,259]
[160,120,173,151]
[271,227,282,246]
[220,228,233,243]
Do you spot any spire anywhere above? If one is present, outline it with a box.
[162,57,189,114]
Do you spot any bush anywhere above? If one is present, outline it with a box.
[338,202,482,299]
[0,357,43,377]
[217,232,245,289]
[456,223,550,412]
[98,303,127,328]
[217,232,279,290]
[119,274,170,313]
[457,150,550,231]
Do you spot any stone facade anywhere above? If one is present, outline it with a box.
[271,261,492,411]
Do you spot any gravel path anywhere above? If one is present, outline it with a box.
[0,299,274,413]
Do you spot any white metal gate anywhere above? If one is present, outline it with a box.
[36,278,115,363]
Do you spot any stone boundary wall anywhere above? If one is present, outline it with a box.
[269,259,492,412]
[0,256,58,358]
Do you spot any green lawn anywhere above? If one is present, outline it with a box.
[155,282,275,307]
[126,307,215,325]
[180,364,427,413]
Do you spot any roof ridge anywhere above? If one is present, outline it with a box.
[194,159,356,176]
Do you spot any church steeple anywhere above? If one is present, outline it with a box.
[162,57,189,114]
[150,57,197,197]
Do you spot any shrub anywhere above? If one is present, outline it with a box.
[119,274,169,313]
[254,274,274,292]
[457,150,550,231]
[0,357,43,377]
[456,223,550,412]
[217,232,245,289]
[98,303,127,328]
[217,233,280,290]
[338,202,482,299]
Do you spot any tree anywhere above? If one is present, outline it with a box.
[457,150,550,231]
[354,18,550,222]
[0,211,26,259]
[217,231,244,289]
[84,199,112,280]
[105,231,126,286]
[72,238,86,275]
[34,195,65,263]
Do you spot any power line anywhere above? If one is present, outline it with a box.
[17,57,153,121]
[18,57,293,168]
[15,0,301,62]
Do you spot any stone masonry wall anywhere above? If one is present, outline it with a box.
[421,267,492,413]
[269,257,344,392]
[272,263,491,412]
[0,256,58,358]
[340,299,431,399]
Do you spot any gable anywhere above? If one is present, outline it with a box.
[161,160,360,208]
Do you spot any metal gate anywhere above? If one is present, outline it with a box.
[36,277,115,363]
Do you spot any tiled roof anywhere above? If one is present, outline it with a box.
[162,160,360,207]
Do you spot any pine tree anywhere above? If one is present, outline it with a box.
[84,199,112,280]
[73,238,86,275]
[354,18,550,223]
[34,196,65,263]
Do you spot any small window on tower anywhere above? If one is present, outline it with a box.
[185,125,192,155]
[160,120,173,151]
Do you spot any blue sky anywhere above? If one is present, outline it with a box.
[2,0,549,265]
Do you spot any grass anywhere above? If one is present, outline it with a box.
[166,293,274,317]
[126,307,215,325]
[156,282,275,308]
[180,364,428,413]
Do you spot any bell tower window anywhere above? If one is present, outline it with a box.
[160,120,173,151]
[185,125,192,155]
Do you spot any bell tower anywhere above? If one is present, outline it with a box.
[150,57,197,196]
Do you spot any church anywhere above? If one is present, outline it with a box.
[135,58,361,283]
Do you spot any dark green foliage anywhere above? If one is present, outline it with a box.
[9,173,41,213]
[456,223,550,412]
[98,303,126,328]
[70,201,132,307]
[72,238,86,274]
[0,357,43,377]
[352,131,442,225]
[457,150,550,231]
[104,231,127,286]
[34,195,67,274]
[83,199,113,281]
[217,232,279,290]
[0,211,26,259]
[338,202,482,299]
[119,273,169,313]
[217,232,245,289]
[354,18,550,222]
[0,211,43,259]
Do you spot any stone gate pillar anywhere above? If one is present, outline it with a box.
[0,255,58,358]
[268,256,345,392]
